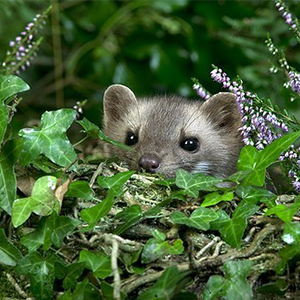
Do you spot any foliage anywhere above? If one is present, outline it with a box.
[1,1,300,300]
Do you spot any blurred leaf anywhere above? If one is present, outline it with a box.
[19,109,77,167]
[138,266,190,300]
[0,229,23,266]
[265,201,300,223]
[0,103,8,144]
[114,204,143,235]
[0,74,29,103]
[77,117,134,152]
[203,260,253,300]
[282,222,300,245]
[17,252,56,300]
[141,230,184,263]
[63,262,86,289]
[0,139,21,214]
[79,250,112,279]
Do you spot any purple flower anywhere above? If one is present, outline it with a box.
[288,71,300,96]
[193,83,210,100]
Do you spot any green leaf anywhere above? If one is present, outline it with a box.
[0,103,8,144]
[175,169,222,197]
[237,145,259,172]
[258,131,300,168]
[63,262,86,289]
[114,205,143,235]
[16,252,55,300]
[12,176,59,227]
[97,170,135,195]
[0,74,30,103]
[238,132,300,186]
[80,193,114,226]
[223,260,253,300]
[65,180,93,200]
[265,202,300,223]
[72,278,102,299]
[100,281,126,300]
[138,266,191,300]
[171,207,219,231]
[201,192,234,207]
[282,222,300,245]
[257,279,287,296]
[19,109,77,167]
[77,117,134,151]
[236,185,276,204]
[0,229,23,266]
[203,260,253,300]
[0,139,21,214]
[203,275,226,300]
[141,230,184,263]
[79,250,112,279]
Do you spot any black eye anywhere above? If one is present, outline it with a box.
[125,131,138,146]
[180,138,199,152]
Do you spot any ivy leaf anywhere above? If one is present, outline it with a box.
[0,74,29,103]
[258,131,300,168]
[175,169,222,197]
[63,262,86,289]
[138,266,191,300]
[212,201,259,248]
[203,260,253,300]
[77,117,134,151]
[0,229,23,266]
[97,170,135,195]
[171,207,219,231]
[0,103,8,144]
[65,180,93,200]
[0,139,21,214]
[114,205,143,235]
[79,250,112,279]
[201,192,234,207]
[236,185,276,204]
[265,202,300,223]
[12,176,59,227]
[80,193,115,226]
[19,109,77,167]
[22,212,81,252]
[16,252,56,300]
[141,230,184,263]
[282,222,300,245]
[238,132,300,186]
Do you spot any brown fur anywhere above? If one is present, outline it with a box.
[102,84,243,178]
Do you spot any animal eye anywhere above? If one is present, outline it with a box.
[125,131,138,146]
[180,138,199,152]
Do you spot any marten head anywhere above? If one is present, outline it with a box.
[102,84,242,178]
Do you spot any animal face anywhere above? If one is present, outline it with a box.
[103,84,242,178]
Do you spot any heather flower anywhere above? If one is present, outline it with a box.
[192,78,211,100]
[1,6,51,75]
[275,0,300,41]
[288,71,300,96]
[210,66,289,150]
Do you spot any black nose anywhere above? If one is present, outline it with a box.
[138,154,160,173]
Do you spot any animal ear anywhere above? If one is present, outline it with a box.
[200,92,241,131]
[103,84,138,124]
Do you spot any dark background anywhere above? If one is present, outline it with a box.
[0,0,299,134]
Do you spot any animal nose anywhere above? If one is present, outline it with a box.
[138,154,160,173]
